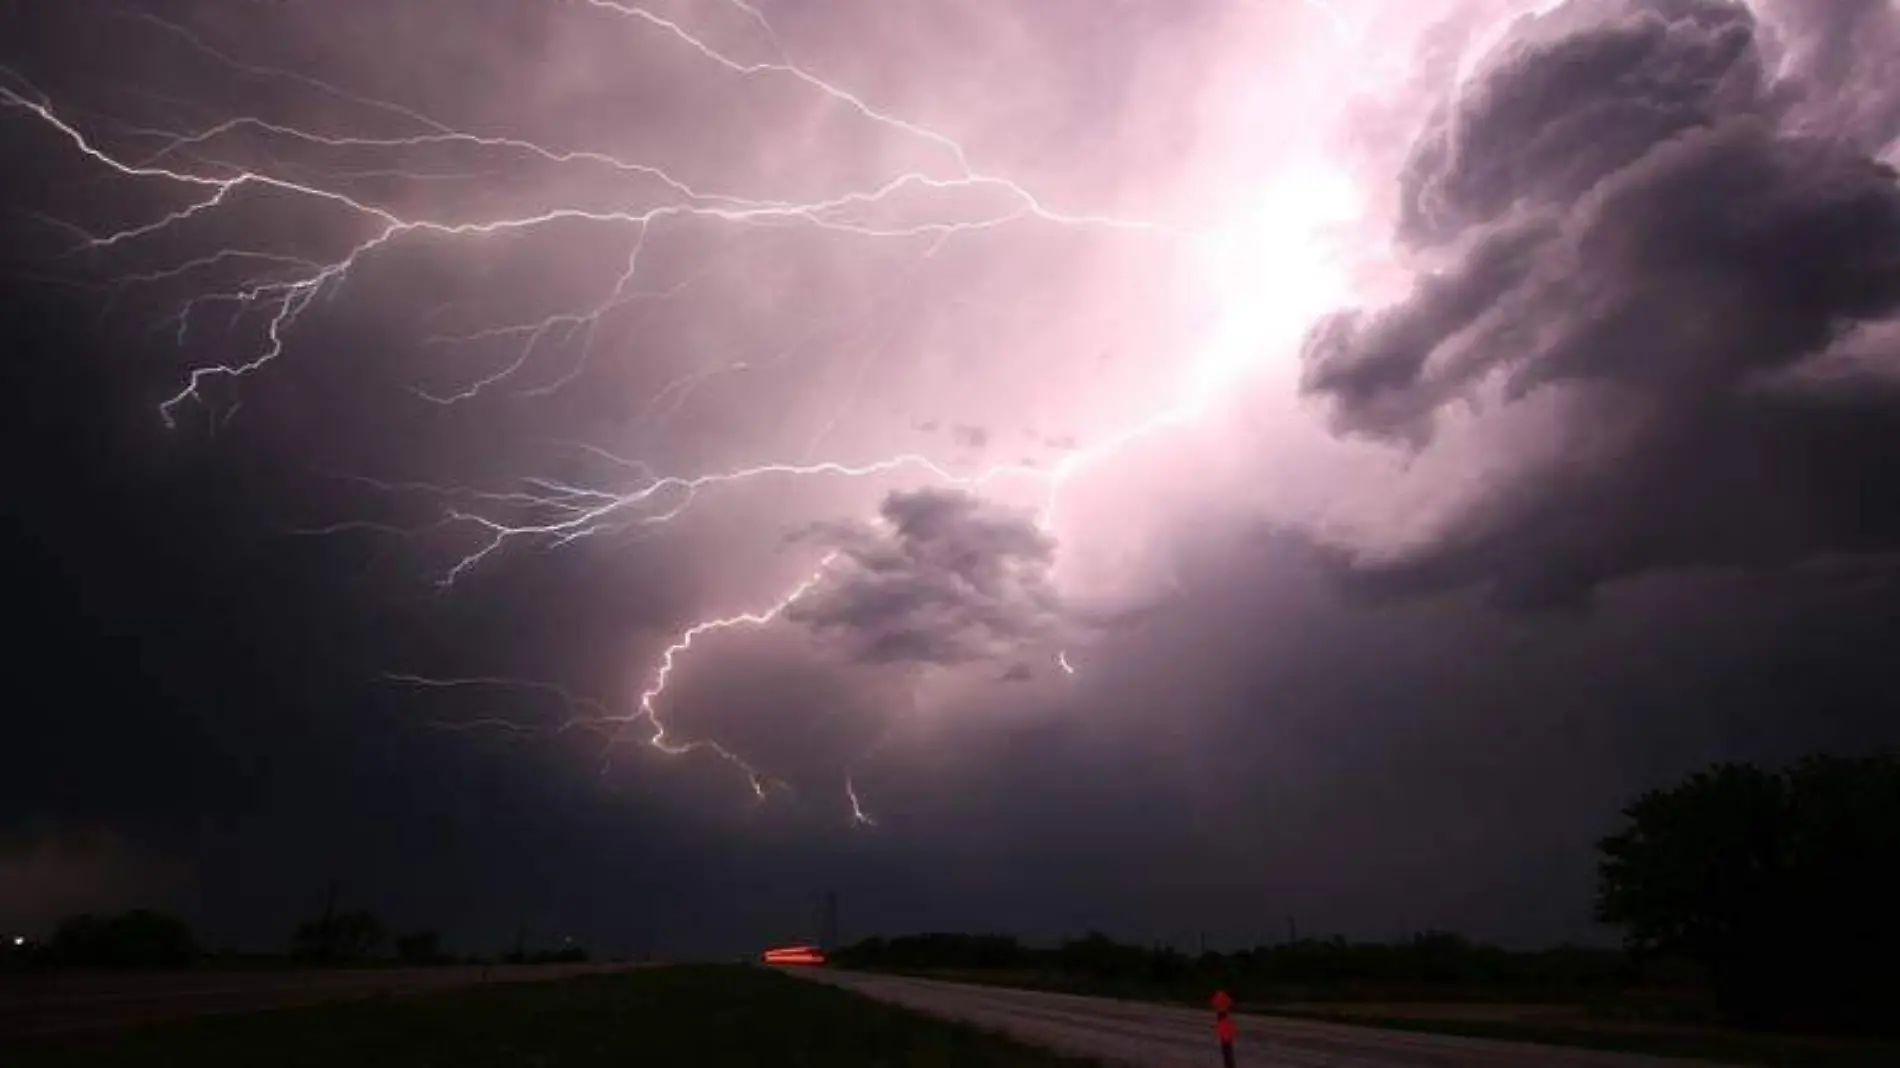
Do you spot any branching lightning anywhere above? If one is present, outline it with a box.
[3,0,1363,822]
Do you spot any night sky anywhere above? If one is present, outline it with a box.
[3,0,1898,961]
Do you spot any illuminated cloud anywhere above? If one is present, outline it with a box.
[1302,0,1900,605]
[788,489,1062,667]
[5,1,1900,956]
[1755,0,1900,150]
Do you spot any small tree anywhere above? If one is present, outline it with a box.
[50,910,198,969]
[1597,754,1900,1033]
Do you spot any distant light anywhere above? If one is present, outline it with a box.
[10,936,22,947]
[762,944,826,966]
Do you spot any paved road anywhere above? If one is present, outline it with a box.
[0,963,637,1039]
[806,971,1735,1068]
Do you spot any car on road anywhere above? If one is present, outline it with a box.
[761,944,826,966]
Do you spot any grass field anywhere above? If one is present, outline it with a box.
[8,966,1101,1068]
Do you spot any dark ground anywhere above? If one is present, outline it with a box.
[0,963,627,1039]
[4,965,1102,1068]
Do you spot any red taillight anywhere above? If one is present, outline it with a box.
[761,945,826,965]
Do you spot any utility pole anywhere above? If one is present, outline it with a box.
[317,882,338,961]
[1286,915,1297,944]
[820,890,839,949]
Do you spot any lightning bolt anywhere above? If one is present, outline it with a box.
[632,554,838,794]
[845,774,877,828]
[3,1,1358,819]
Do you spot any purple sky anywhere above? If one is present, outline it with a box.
[3,0,1898,956]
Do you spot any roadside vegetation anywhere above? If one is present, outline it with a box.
[9,966,1102,1068]
[834,752,1900,1068]
[2,899,580,975]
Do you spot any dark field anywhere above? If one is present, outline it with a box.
[6,966,1101,1068]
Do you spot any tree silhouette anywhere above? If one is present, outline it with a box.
[48,910,198,969]
[292,908,386,962]
[833,930,1631,997]
[1597,754,1900,1034]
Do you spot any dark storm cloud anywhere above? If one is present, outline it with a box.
[1300,215,1557,443]
[1395,0,1770,246]
[786,488,1062,666]
[7,0,1898,967]
[1302,0,1900,604]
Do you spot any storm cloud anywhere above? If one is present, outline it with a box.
[5,0,1900,960]
[1302,0,1900,604]
[787,489,1063,666]
[1758,0,1900,151]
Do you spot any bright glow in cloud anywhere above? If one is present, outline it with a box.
[1186,164,1365,407]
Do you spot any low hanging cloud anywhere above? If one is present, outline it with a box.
[786,489,1064,666]
[1302,0,1900,605]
